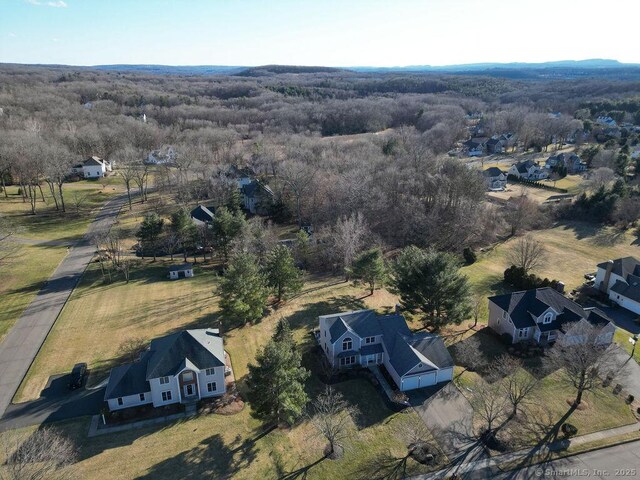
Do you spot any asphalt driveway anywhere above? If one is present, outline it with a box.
[0,373,105,431]
[610,345,640,399]
[409,382,475,454]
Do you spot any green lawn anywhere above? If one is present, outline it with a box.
[614,329,640,362]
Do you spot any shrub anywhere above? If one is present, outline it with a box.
[561,423,578,437]
[463,247,477,265]
[627,395,635,404]
[501,333,514,345]
[504,265,560,290]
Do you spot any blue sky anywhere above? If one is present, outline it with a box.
[0,0,638,66]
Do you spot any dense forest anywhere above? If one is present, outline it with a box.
[1,64,640,268]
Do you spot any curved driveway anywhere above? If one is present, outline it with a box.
[0,195,128,418]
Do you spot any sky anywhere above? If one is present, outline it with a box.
[0,0,639,67]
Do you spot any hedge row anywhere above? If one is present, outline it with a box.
[507,174,568,193]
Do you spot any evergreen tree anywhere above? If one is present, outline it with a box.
[136,213,164,261]
[293,229,311,268]
[246,320,310,426]
[348,247,386,295]
[213,206,246,263]
[391,246,472,330]
[170,207,198,261]
[219,253,268,325]
[264,245,304,302]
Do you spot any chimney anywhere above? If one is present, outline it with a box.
[601,260,614,293]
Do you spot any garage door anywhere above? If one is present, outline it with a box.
[401,372,437,391]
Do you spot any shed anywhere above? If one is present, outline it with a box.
[168,263,194,280]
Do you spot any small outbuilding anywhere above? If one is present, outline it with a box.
[168,263,194,280]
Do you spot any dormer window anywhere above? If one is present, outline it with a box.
[365,336,375,344]
[543,312,553,324]
[342,337,352,351]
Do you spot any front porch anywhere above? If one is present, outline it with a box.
[534,328,558,346]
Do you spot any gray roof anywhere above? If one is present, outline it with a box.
[597,257,640,279]
[84,156,103,166]
[488,288,613,330]
[514,159,537,173]
[190,205,215,224]
[105,329,224,400]
[611,279,640,303]
[483,167,505,178]
[241,180,274,199]
[320,310,452,378]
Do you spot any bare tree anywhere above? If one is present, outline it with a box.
[116,337,147,363]
[504,191,540,237]
[546,322,616,407]
[333,212,370,277]
[506,234,547,274]
[309,387,357,459]
[117,257,137,283]
[277,159,317,227]
[113,147,139,210]
[490,354,538,418]
[42,142,74,213]
[0,219,22,268]
[0,426,77,480]
[470,381,509,444]
[69,191,89,215]
[453,335,488,374]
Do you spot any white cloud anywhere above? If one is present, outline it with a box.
[8,32,17,37]
[25,0,68,7]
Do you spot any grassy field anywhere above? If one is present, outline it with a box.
[0,180,121,342]
[13,264,446,479]
[614,329,640,362]
[462,221,640,316]
[487,174,584,204]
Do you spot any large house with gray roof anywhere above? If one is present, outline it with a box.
[318,310,454,391]
[488,288,615,345]
[595,257,640,315]
[104,329,226,412]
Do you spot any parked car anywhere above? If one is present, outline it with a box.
[68,363,87,390]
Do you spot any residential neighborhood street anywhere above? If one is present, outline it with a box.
[0,195,127,419]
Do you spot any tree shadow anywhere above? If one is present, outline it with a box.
[278,456,327,480]
[134,430,260,479]
[284,295,367,332]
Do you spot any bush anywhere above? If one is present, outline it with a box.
[463,247,477,265]
[561,423,578,437]
[627,394,635,404]
[504,265,561,290]
[501,333,514,345]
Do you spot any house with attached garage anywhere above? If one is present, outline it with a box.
[104,329,226,412]
[318,310,454,391]
[508,160,549,181]
[595,257,640,315]
[488,288,615,346]
[71,156,112,178]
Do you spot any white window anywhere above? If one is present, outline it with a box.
[207,382,217,392]
[340,356,356,366]
[182,371,194,381]
[365,336,375,344]
[117,397,123,406]
[161,391,172,402]
[159,376,170,385]
[543,313,553,324]
[205,368,215,376]
[342,337,352,351]
[518,328,528,338]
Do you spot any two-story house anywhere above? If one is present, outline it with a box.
[508,160,549,181]
[488,288,615,346]
[463,137,488,157]
[104,328,226,412]
[545,153,587,174]
[71,156,112,178]
[318,310,454,391]
[483,167,508,190]
[595,257,640,315]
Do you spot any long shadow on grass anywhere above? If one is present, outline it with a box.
[134,427,267,479]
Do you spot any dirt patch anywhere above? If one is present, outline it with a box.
[566,398,589,410]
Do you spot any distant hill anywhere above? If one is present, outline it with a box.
[236,65,346,76]
[350,59,633,72]
[91,64,246,75]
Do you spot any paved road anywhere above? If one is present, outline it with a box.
[0,195,127,418]
[611,345,640,399]
[493,440,640,479]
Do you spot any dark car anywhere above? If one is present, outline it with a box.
[68,363,87,390]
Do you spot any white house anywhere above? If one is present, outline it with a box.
[71,156,112,179]
[488,288,615,345]
[104,329,226,412]
[596,116,617,127]
[595,257,640,315]
[318,310,454,391]
[483,167,507,190]
[508,160,549,181]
